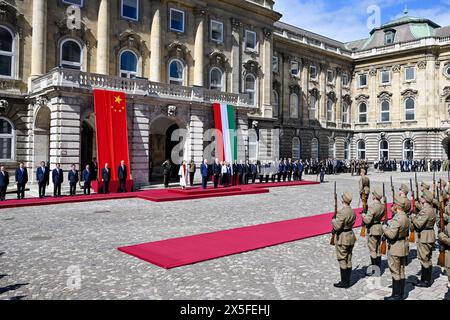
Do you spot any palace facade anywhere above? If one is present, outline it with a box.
[0,0,449,188]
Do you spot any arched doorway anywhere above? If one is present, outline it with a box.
[149,116,186,183]
[81,121,95,169]
[33,106,50,178]
[442,137,450,160]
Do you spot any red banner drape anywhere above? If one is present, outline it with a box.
[93,89,131,182]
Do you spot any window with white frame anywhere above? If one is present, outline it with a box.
[446,66,450,78]
[63,0,83,6]
[309,95,317,119]
[358,74,367,87]
[403,139,414,160]
[291,61,299,77]
[405,67,415,81]
[327,99,334,122]
[380,70,390,84]
[273,90,279,118]
[385,31,395,45]
[60,39,82,70]
[121,0,138,21]
[169,59,184,85]
[120,50,138,78]
[342,74,349,87]
[380,100,390,122]
[0,117,14,160]
[290,93,299,118]
[358,102,368,123]
[209,67,223,91]
[327,70,334,84]
[210,20,223,43]
[344,141,350,160]
[248,130,258,161]
[292,137,300,159]
[310,65,317,80]
[245,74,256,105]
[170,8,185,33]
[272,56,279,73]
[245,30,257,51]
[379,140,389,160]
[0,26,14,77]
[329,140,336,159]
[405,97,415,121]
[311,138,319,160]
[342,103,349,124]
[357,140,366,160]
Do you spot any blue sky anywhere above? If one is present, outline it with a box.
[274,0,450,42]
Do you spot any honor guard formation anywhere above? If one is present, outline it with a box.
[331,170,450,300]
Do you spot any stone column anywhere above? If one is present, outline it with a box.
[30,0,47,79]
[150,6,162,82]
[262,29,273,117]
[319,63,326,125]
[230,19,242,94]
[193,8,207,87]
[97,0,110,75]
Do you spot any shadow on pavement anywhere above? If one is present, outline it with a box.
[0,283,29,295]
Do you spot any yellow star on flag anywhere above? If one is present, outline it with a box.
[114,95,123,104]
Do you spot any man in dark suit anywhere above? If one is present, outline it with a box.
[238,160,244,185]
[52,163,64,197]
[212,158,221,188]
[15,162,28,199]
[102,162,111,194]
[36,161,49,198]
[82,164,91,195]
[68,164,79,196]
[0,165,9,201]
[200,159,209,189]
[251,161,257,184]
[91,157,99,181]
[162,159,172,188]
[118,160,127,192]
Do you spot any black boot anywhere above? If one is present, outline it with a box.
[346,268,353,288]
[367,258,376,276]
[416,267,431,288]
[399,279,406,300]
[414,265,426,286]
[385,279,401,300]
[334,268,349,288]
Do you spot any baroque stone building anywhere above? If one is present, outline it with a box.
[0,0,449,189]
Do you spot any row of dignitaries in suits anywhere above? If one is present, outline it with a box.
[0,160,129,200]
[331,169,450,300]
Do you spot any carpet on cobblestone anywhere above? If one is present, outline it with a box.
[118,205,393,269]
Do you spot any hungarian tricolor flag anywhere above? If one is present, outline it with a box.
[213,103,237,163]
[93,89,131,181]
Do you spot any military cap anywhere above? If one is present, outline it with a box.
[399,183,409,194]
[393,195,408,210]
[421,181,430,190]
[342,192,353,204]
[372,187,383,200]
[421,190,434,203]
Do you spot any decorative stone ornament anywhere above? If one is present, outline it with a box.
[35,96,49,107]
[0,99,8,113]
[167,105,177,117]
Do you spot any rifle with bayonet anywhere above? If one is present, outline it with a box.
[330,181,337,246]
[390,176,395,205]
[438,187,446,267]
[380,183,388,255]
[433,172,436,199]
[360,191,367,237]
[409,175,418,243]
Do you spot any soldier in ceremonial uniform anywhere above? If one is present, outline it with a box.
[359,169,370,211]
[382,196,410,300]
[411,190,436,288]
[362,187,385,273]
[332,192,356,289]
[399,183,411,214]
[438,217,450,296]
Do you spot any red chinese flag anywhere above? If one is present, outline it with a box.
[93,89,130,181]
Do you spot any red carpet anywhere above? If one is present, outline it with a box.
[118,205,393,269]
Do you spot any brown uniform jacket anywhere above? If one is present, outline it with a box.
[438,223,450,269]
[412,204,436,244]
[362,200,385,236]
[332,205,357,246]
[400,195,411,214]
[359,177,370,195]
[382,211,410,257]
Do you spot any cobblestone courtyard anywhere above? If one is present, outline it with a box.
[1,171,449,300]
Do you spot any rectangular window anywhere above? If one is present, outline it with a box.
[63,0,83,6]
[170,8,185,33]
[210,20,223,43]
[121,0,138,21]
[342,74,349,86]
[327,70,334,83]
[380,70,390,84]
[385,32,395,45]
[405,67,415,81]
[291,61,299,77]
[245,30,257,51]
[310,66,317,80]
[359,74,367,87]
[272,56,279,73]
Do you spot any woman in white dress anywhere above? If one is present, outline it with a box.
[179,160,188,189]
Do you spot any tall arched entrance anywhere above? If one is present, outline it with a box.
[149,116,186,183]
[33,106,50,177]
[443,137,450,160]
[80,113,97,169]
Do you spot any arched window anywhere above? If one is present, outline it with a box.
[292,137,300,159]
[169,59,184,85]
[329,140,336,158]
[0,26,15,77]
[379,140,389,160]
[403,139,414,160]
[0,117,14,160]
[245,74,256,105]
[344,141,350,160]
[342,103,349,124]
[60,39,82,70]
[311,138,319,160]
[209,67,223,91]
[120,50,138,78]
[290,93,299,118]
[357,140,366,160]
[405,97,415,121]
[273,90,279,118]
[309,95,317,119]
[327,99,334,122]
[248,130,258,161]
[358,102,367,123]
[381,100,390,122]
